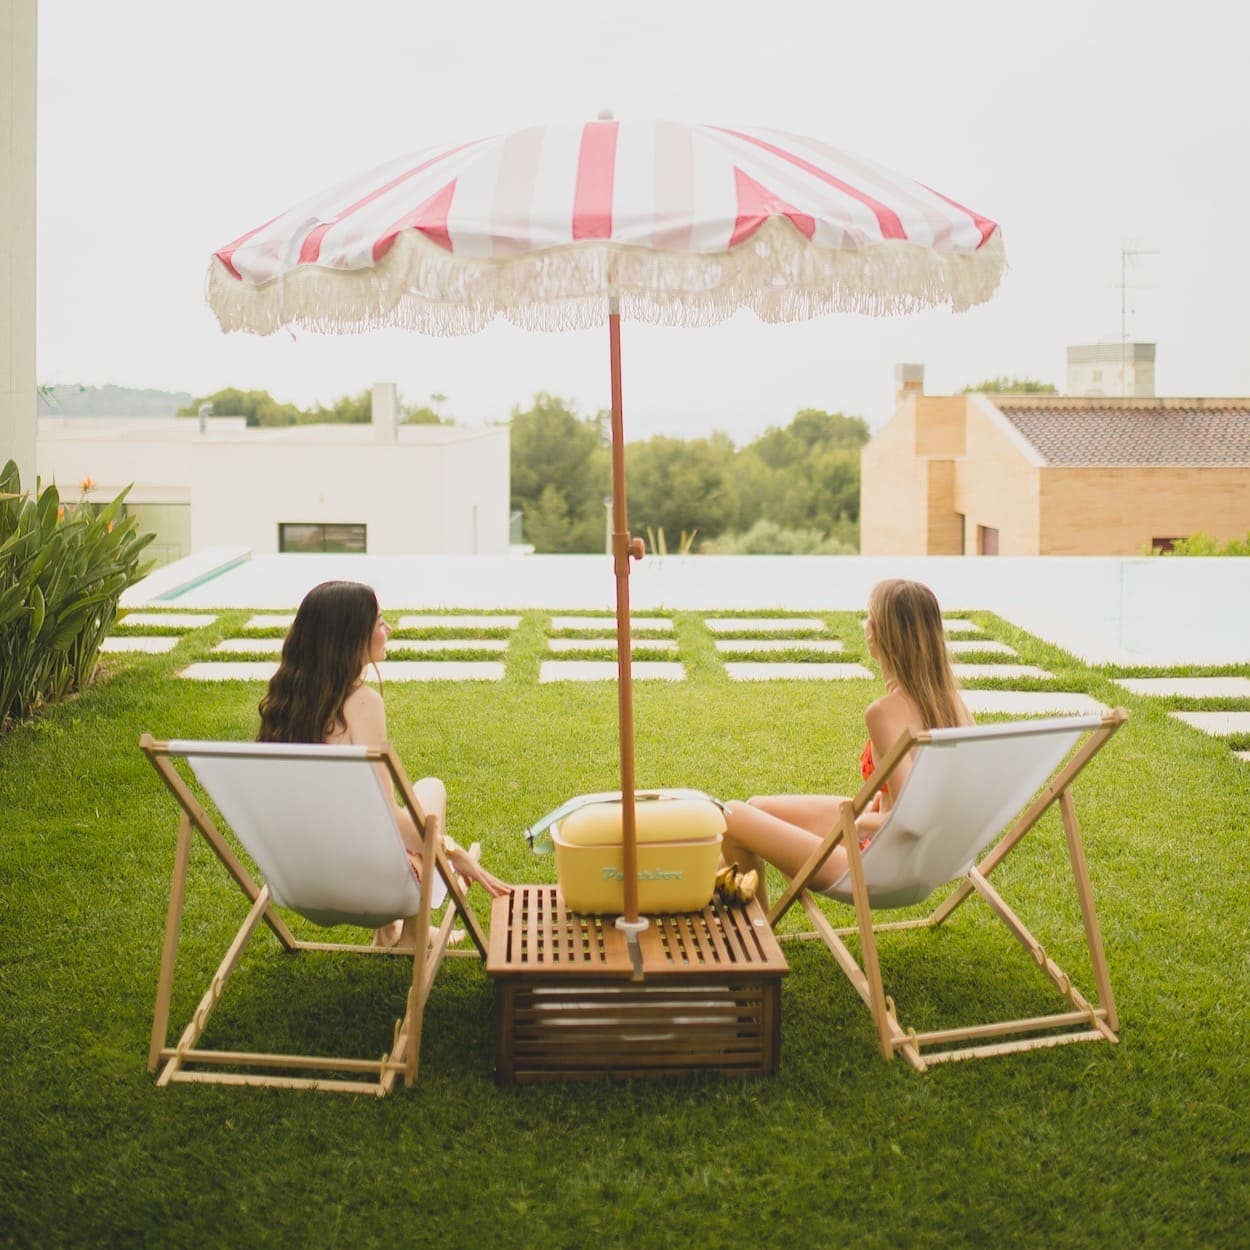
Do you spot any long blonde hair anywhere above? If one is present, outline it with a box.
[868,579,965,730]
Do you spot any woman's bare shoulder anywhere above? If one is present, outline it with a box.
[341,684,388,746]
[865,688,908,723]
[866,689,922,745]
[342,683,384,714]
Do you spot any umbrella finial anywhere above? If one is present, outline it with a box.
[598,108,614,120]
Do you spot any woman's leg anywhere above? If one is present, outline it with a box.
[396,777,451,948]
[748,794,845,838]
[722,797,851,909]
[413,776,448,831]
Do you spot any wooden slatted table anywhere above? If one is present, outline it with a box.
[486,885,788,1083]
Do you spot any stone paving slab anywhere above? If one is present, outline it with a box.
[715,639,845,654]
[947,639,1016,656]
[180,661,504,682]
[953,664,1053,680]
[724,662,874,681]
[860,618,982,635]
[398,614,520,631]
[373,661,505,681]
[962,690,1109,716]
[100,635,181,654]
[1170,711,1250,737]
[705,617,827,633]
[548,637,678,652]
[538,661,685,682]
[214,638,284,654]
[549,616,673,632]
[1236,752,1250,764]
[117,612,218,629]
[1116,677,1250,699]
[243,614,294,630]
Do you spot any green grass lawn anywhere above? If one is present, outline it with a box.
[2,610,1247,1249]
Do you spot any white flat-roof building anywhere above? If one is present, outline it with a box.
[36,384,510,564]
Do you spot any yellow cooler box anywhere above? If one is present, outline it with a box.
[552,795,725,915]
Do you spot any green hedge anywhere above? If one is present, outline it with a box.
[1151,531,1250,556]
[0,459,154,728]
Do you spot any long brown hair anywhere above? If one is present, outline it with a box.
[258,581,379,743]
[868,579,965,730]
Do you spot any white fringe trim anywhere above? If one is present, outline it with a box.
[207,218,1006,337]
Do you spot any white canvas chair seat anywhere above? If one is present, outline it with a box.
[181,741,445,927]
[140,736,487,1096]
[769,711,1126,1071]
[822,718,1099,909]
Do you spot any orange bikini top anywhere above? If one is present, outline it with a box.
[860,739,889,796]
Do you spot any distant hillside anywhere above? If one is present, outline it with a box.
[37,384,194,417]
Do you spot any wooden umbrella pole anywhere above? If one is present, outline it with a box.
[607,307,646,932]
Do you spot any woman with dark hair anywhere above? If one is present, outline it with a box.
[259,580,510,946]
[718,579,974,909]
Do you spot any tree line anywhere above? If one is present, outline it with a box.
[177,387,449,427]
[510,393,867,554]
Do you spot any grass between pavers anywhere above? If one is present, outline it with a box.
[2,611,1248,1249]
[110,623,215,637]
[1100,663,1250,679]
[540,647,681,663]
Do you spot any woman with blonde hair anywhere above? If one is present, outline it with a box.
[719,579,973,908]
[258,580,510,946]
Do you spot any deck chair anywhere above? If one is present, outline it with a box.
[768,710,1126,1071]
[140,734,489,1095]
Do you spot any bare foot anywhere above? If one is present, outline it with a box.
[372,919,403,948]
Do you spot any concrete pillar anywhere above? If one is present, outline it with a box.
[371,382,398,442]
[1,0,37,487]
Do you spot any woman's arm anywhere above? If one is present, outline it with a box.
[865,697,915,816]
[342,686,510,896]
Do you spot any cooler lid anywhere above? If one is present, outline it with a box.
[557,797,726,847]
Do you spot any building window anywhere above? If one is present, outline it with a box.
[1091,369,1102,382]
[954,512,966,556]
[1151,537,1180,553]
[977,525,999,556]
[279,523,367,553]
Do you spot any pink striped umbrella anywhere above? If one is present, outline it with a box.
[208,118,1005,930]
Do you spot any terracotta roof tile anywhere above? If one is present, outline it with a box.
[992,399,1250,466]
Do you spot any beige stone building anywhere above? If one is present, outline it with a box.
[860,371,1250,556]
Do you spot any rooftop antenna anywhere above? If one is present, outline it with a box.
[1119,244,1158,396]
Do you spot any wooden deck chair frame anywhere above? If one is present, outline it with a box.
[140,734,489,1096]
[767,709,1126,1071]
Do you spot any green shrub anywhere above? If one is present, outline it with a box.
[1150,531,1250,556]
[0,460,154,728]
[702,518,857,555]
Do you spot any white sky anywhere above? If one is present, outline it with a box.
[35,0,1250,440]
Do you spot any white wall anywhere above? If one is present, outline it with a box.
[442,426,510,554]
[36,415,510,554]
[0,0,37,485]
[36,416,246,501]
[190,425,509,555]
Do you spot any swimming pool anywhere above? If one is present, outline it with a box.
[122,551,1249,666]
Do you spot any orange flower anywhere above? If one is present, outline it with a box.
[107,520,115,533]
[81,474,95,492]
[57,505,65,521]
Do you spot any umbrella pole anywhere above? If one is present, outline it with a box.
[607,306,647,937]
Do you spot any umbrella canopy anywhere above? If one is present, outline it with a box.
[207,118,1005,931]
[208,119,1003,337]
